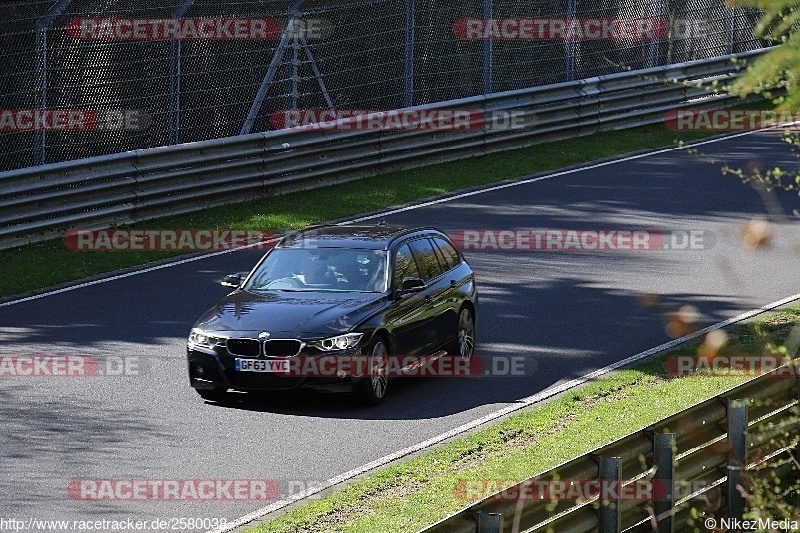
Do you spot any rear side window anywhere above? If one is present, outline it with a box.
[408,239,444,281]
[394,244,421,286]
[433,237,461,270]
[430,238,448,272]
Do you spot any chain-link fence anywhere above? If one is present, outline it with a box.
[0,0,766,172]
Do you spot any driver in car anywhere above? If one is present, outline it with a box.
[302,257,331,285]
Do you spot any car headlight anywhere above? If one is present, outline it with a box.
[188,328,223,348]
[311,333,363,351]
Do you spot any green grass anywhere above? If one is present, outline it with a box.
[1,123,717,299]
[245,307,800,533]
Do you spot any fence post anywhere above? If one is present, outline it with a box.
[483,0,492,95]
[290,30,300,110]
[727,399,748,521]
[598,456,621,533]
[169,0,196,145]
[565,0,576,81]
[34,0,74,166]
[649,0,663,67]
[241,0,306,135]
[300,34,333,109]
[725,7,736,55]
[653,433,676,532]
[404,0,414,107]
[475,511,502,533]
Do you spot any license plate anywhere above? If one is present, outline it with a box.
[235,358,290,373]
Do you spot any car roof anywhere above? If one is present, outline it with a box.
[277,224,440,250]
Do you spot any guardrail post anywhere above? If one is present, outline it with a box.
[474,511,502,533]
[653,433,676,533]
[598,456,621,533]
[795,437,800,492]
[795,362,800,489]
[727,399,748,521]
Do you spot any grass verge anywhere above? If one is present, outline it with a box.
[245,306,800,533]
[1,123,717,299]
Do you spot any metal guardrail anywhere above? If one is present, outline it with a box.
[0,48,767,250]
[419,362,800,533]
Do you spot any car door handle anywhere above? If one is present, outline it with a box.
[450,279,456,287]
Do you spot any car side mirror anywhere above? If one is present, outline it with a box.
[221,273,243,288]
[398,277,426,295]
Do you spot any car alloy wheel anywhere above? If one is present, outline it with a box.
[354,338,388,405]
[457,308,475,360]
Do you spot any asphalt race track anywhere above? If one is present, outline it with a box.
[2,130,800,532]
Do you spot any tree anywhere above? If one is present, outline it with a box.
[728,0,800,110]
[717,1,800,194]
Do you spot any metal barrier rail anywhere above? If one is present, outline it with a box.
[419,362,800,533]
[0,48,767,250]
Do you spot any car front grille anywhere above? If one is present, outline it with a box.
[226,339,260,357]
[226,338,303,357]
[264,340,303,357]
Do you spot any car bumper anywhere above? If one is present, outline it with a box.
[186,345,363,393]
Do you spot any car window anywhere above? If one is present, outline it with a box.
[408,238,444,281]
[430,238,448,272]
[244,248,388,292]
[433,237,462,270]
[394,244,421,287]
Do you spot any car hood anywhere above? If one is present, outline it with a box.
[194,289,387,338]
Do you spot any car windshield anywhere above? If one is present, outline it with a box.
[243,248,389,293]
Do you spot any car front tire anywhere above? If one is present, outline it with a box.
[456,307,475,360]
[353,337,389,406]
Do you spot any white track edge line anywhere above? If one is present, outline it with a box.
[0,240,276,308]
[343,129,762,223]
[0,127,766,309]
[209,291,800,533]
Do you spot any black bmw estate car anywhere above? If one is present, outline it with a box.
[187,224,478,405]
